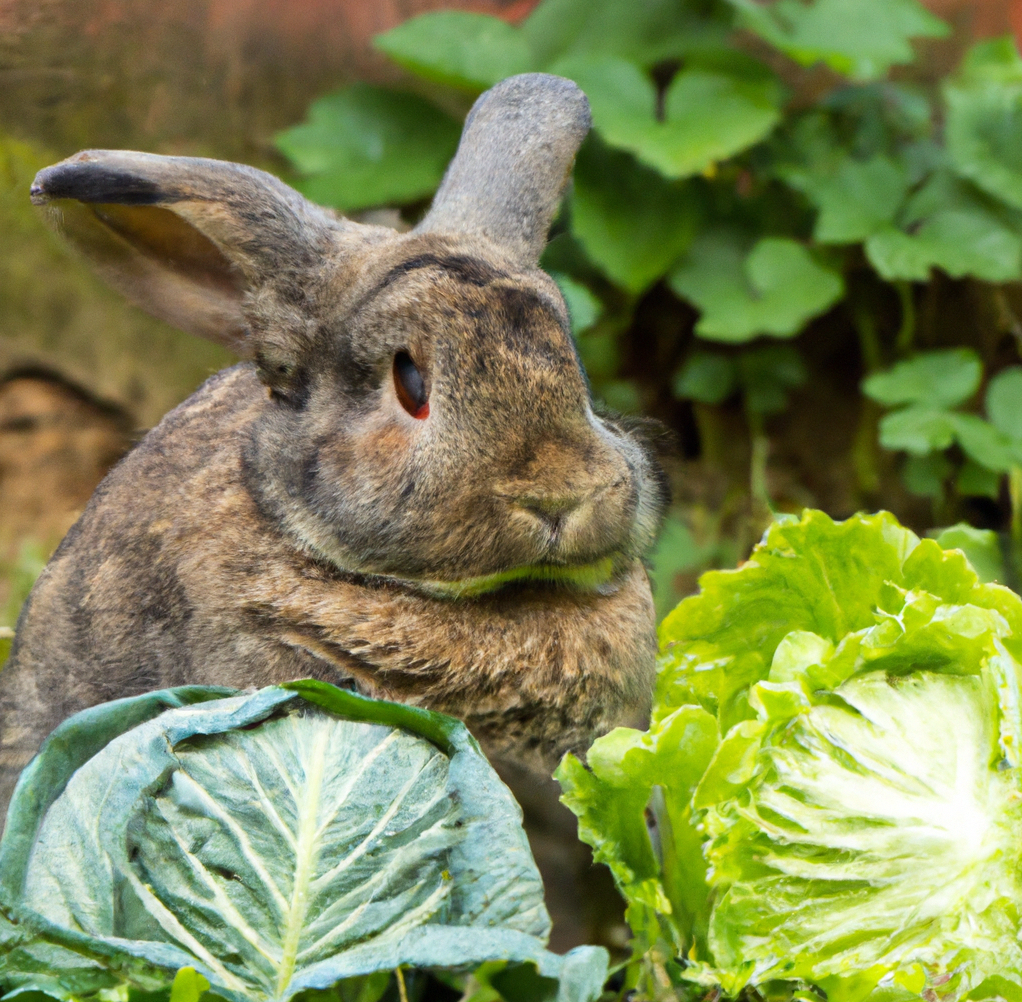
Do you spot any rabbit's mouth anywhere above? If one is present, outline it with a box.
[391,555,626,600]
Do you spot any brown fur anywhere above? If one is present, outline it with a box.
[0,75,667,823]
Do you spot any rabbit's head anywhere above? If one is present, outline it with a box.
[30,74,668,598]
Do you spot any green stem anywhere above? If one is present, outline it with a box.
[895,281,916,354]
[746,408,773,515]
[1010,466,1022,548]
[852,303,882,373]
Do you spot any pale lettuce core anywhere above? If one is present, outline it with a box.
[557,510,1022,1002]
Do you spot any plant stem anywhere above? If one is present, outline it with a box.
[895,281,916,354]
[746,408,773,515]
[852,400,881,497]
[852,303,881,373]
[396,967,409,1002]
[1010,466,1022,548]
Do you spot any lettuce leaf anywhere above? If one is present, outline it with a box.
[559,510,1022,1002]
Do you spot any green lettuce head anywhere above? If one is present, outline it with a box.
[557,510,1022,1002]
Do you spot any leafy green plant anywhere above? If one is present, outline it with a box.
[557,509,1022,1002]
[0,682,607,1002]
[863,350,1022,538]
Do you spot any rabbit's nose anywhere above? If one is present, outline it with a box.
[515,494,583,543]
[516,494,582,520]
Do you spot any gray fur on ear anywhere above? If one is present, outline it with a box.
[29,151,365,354]
[415,73,591,267]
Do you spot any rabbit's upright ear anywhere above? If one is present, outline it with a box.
[416,73,591,268]
[30,151,359,355]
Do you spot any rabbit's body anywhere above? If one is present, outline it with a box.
[0,75,666,825]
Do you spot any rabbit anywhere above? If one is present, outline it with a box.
[0,73,668,828]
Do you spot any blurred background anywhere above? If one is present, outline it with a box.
[3,0,1022,948]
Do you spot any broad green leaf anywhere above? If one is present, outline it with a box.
[878,406,957,454]
[867,213,1022,282]
[556,707,718,956]
[0,685,607,1002]
[730,0,949,81]
[950,413,1018,472]
[987,367,1022,442]
[571,139,700,292]
[862,349,982,408]
[932,524,1005,584]
[658,511,926,726]
[549,273,601,335]
[669,233,843,342]
[809,155,909,243]
[946,38,1022,211]
[673,353,738,405]
[559,56,783,179]
[521,0,730,69]
[274,86,460,212]
[374,13,533,91]
[863,170,1022,282]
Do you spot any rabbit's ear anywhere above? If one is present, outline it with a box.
[416,73,590,268]
[30,151,359,356]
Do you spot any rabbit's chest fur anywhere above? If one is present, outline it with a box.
[0,364,656,805]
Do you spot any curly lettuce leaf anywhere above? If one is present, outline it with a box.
[562,510,1022,1001]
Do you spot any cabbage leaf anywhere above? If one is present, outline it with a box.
[0,683,607,1002]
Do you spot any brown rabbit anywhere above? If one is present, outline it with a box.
[0,74,667,827]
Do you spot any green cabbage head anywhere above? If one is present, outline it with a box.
[557,510,1022,1002]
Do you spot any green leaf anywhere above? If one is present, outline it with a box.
[521,0,730,69]
[950,413,1017,472]
[878,406,957,454]
[559,56,783,179]
[862,349,982,408]
[658,511,924,725]
[374,13,533,91]
[932,524,1005,584]
[571,139,700,292]
[987,367,1022,442]
[669,233,844,343]
[706,671,1022,988]
[866,212,1022,282]
[0,684,606,1002]
[556,707,718,956]
[274,86,461,212]
[809,155,910,243]
[549,273,601,335]
[170,968,210,1002]
[861,168,1022,282]
[673,353,738,405]
[946,38,1022,211]
[730,0,949,81]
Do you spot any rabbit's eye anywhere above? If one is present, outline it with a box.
[393,351,430,419]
